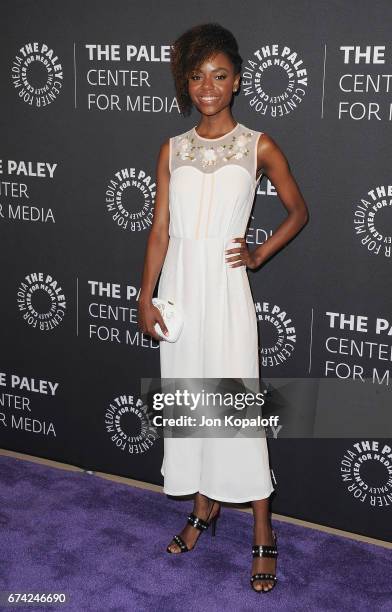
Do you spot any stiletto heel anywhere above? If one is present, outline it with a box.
[166,498,221,553]
[210,505,221,537]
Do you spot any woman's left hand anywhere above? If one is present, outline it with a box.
[225,237,262,270]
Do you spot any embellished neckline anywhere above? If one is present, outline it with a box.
[192,122,240,141]
[175,124,254,169]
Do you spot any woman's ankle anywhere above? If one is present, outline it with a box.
[253,518,273,541]
[193,494,219,517]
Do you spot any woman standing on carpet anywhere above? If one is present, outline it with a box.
[138,23,308,593]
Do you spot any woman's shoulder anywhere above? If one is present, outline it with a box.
[157,127,193,171]
[239,122,265,137]
[169,125,194,143]
[158,127,193,155]
[239,124,277,153]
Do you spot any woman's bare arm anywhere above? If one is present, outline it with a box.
[254,133,309,266]
[137,139,171,339]
[225,133,309,270]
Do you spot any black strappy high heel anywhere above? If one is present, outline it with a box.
[250,529,278,593]
[166,499,221,553]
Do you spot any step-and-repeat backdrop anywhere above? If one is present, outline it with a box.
[1,1,391,541]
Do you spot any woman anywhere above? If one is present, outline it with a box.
[138,23,308,593]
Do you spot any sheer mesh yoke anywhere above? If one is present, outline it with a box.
[170,122,263,182]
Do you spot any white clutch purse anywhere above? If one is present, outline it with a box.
[152,297,184,343]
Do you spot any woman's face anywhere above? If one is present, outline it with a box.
[188,51,240,117]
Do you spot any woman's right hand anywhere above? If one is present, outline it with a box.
[137,299,169,341]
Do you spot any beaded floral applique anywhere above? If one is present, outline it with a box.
[175,130,254,168]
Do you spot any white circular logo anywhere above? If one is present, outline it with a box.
[340,440,392,508]
[242,44,308,117]
[105,167,156,231]
[353,185,391,257]
[17,273,66,330]
[254,300,297,366]
[11,42,64,107]
[105,394,158,453]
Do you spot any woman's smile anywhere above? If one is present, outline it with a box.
[198,95,221,105]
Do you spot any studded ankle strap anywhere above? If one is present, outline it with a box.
[187,512,209,531]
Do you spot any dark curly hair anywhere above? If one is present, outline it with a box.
[170,23,243,117]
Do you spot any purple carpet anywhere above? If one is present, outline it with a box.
[0,455,391,611]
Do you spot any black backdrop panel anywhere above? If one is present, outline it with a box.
[0,0,391,541]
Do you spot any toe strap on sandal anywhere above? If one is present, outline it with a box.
[187,512,209,531]
[250,573,278,583]
[171,534,189,552]
[252,544,278,558]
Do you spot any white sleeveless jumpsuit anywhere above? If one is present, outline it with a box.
[158,122,274,502]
